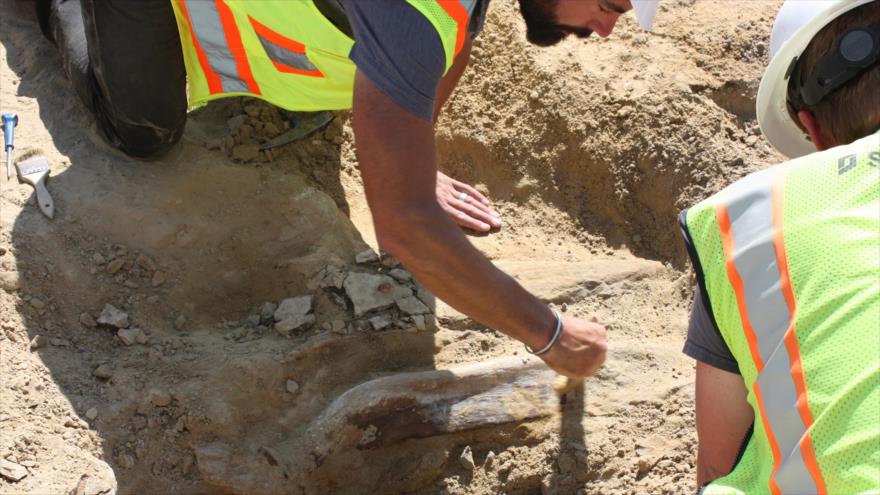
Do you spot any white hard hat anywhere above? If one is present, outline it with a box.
[757,0,876,158]
[631,0,660,31]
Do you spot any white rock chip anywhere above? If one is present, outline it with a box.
[369,314,394,331]
[29,334,49,350]
[85,407,98,420]
[273,296,314,335]
[344,273,411,316]
[459,446,475,471]
[286,380,300,395]
[97,304,130,329]
[354,249,379,264]
[395,296,430,315]
[0,458,28,482]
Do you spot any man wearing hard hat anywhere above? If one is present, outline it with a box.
[33,0,658,380]
[679,0,879,492]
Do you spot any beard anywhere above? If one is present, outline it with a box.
[517,0,593,47]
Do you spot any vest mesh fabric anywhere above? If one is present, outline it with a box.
[686,132,880,494]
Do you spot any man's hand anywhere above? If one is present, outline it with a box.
[436,171,501,232]
[539,315,608,379]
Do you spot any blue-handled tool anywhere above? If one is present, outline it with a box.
[3,113,18,180]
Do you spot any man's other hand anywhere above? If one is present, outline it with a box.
[539,315,608,379]
[436,171,501,232]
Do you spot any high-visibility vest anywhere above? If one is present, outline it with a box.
[681,131,880,495]
[170,0,477,111]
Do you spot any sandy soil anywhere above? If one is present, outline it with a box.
[1,0,783,494]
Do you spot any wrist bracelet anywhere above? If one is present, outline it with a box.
[525,309,563,356]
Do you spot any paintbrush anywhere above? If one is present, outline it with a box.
[15,149,54,219]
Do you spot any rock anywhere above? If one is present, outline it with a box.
[85,407,98,420]
[380,254,400,268]
[0,271,21,291]
[79,312,97,328]
[412,315,427,331]
[135,254,157,272]
[0,458,28,482]
[274,296,313,322]
[311,265,346,290]
[70,472,114,495]
[459,446,475,471]
[123,280,139,289]
[50,338,69,347]
[329,320,347,335]
[344,273,411,316]
[227,115,246,131]
[174,314,187,331]
[29,298,47,310]
[276,315,315,336]
[395,296,430,315]
[149,389,172,407]
[151,271,167,287]
[259,302,277,323]
[97,304,129,329]
[93,365,113,380]
[146,295,159,304]
[244,104,260,117]
[117,328,145,346]
[415,286,434,308]
[369,314,393,331]
[388,269,412,282]
[286,380,300,395]
[117,453,135,470]
[354,249,379,264]
[485,451,496,470]
[273,296,314,335]
[232,144,260,162]
[106,259,125,275]
[29,334,49,350]
[92,253,106,265]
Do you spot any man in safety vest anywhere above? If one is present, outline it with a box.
[34,0,661,379]
[679,0,879,492]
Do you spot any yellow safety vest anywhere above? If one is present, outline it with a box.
[170,0,477,111]
[681,132,880,494]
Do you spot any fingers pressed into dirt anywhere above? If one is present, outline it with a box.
[449,198,501,230]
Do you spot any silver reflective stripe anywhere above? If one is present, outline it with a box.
[185,1,249,93]
[255,34,319,73]
[459,0,478,14]
[725,166,820,494]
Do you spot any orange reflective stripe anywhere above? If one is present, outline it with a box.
[249,16,306,54]
[248,16,324,78]
[436,0,469,56]
[179,0,223,94]
[715,197,765,371]
[215,0,261,95]
[770,170,827,495]
[754,381,784,495]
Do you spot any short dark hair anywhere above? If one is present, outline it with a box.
[788,2,880,144]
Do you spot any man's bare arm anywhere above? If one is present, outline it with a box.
[352,70,606,378]
[695,361,755,487]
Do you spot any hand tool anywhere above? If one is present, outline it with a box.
[3,113,18,180]
[260,110,334,151]
[15,155,54,219]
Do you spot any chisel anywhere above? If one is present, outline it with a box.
[3,113,18,180]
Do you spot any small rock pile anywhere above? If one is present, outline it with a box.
[204,98,345,163]
[88,246,168,291]
[238,248,435,340]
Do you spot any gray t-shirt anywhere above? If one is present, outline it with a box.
[342,0,490,121]
[684,286,740,374]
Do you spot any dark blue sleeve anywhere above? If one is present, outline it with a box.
[344,1,447,121]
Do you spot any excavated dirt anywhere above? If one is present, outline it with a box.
[1,1,784,494]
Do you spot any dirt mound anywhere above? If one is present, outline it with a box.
[1,1,782,494]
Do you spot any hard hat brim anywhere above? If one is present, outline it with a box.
[757,0,875,158]
[631,0,659,31]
